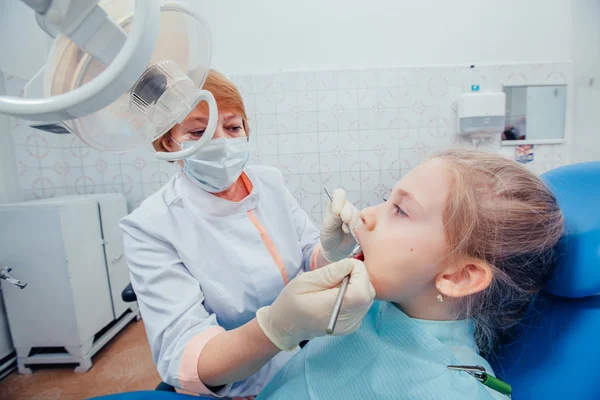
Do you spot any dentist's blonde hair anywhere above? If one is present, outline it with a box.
[434,149,564,354]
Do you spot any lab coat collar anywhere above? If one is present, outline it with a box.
[179,170,260,217]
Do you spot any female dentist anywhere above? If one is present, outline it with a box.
[120,70,373,399]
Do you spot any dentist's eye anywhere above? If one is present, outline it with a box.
[190,130,205,137]
[394,205,408,217]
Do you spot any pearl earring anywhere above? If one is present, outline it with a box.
[436,293,444,303]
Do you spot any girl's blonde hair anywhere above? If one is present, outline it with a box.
[434,149,564,354]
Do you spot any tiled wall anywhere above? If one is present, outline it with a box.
[4,62,573,223]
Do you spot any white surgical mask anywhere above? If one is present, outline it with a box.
[174,137,250,193]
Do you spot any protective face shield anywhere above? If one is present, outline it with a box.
[0,0,217,161]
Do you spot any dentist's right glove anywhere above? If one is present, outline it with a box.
[255,258,375,351]
[320,188,362,262]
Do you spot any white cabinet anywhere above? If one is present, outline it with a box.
[0,194,139,373]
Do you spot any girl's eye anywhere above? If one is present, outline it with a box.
[228,126,242,132]
[189,130,205,137]
[394,205,408,217]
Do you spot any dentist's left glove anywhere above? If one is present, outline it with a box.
[256,258,375,351]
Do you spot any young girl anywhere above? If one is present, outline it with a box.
[256,149,564,399]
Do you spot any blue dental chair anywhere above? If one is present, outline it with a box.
[491,161,600,400]
[91,161,600,400]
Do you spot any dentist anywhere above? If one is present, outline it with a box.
[120,70,373,399]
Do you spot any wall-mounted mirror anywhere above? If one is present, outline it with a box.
[502,84,567,145]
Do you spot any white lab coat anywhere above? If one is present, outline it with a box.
[120,165,320,398]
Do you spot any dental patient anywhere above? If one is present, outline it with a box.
[258,149,564,399]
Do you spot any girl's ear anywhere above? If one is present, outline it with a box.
[435,261,493,298]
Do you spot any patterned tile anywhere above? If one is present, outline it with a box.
[4,63,574,214]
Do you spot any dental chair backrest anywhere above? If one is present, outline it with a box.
[491,161,600,400]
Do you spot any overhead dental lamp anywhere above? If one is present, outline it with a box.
[0,0,217,160]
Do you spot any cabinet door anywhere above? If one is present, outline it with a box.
[97,196,131,317]
[61,202,115,339]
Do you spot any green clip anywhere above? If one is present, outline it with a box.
[481,373,512,396]
[448,365,512,397]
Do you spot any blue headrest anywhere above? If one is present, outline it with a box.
[541,162,600,298]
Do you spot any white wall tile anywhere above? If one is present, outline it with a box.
[5,63,573,216]
[377,68,402,87]
[277,113,298,134]
[381,169,402,192]
[283,173,300,194]
[102,165,124,190]
[258,134,278,155]
[17,165,42,192]
[9,118,28,145]
[359,150,382,171]
[300,174,321,194]
[317,90,338,111]
[38,148,62,169]
[255,93,279,114]
[278,134,299,155]
[360,191,384,209]
[302,193,323,215]
[20,190,40,201]
[359,110,380,130]
[338,111,360,131]
[41,167,66,190]
[337,70,361,90]
[399,148,421,170]
[14,144,40,167]
[319,152,341,173]
[82,165,104,186]
[358,88,378,110]
[360,170,381,191]
[290,72,317,92]
[315,71,338,91]
[260,155,279,168]
[396,129,420,149]
[140,161,162,183]
[297,132,320,153]
[297,91,319,112]
[339,151,361,172]
[318,131,340,153]
[320,173,341,192]
[126,184,145,212]
[380,149,402,170]
[278,154,299,175]
[340,170,361,191]
[256,113,279,135]
[338,131,360,152]
[37,132,61,150]
[337,89,359,111]
[253,75,275,94]
[317,111,338,132]
[297,112,319,133]
[276,91,300,113]
[357,69,379,89]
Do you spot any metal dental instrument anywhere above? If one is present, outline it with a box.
[324,189,362,335]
